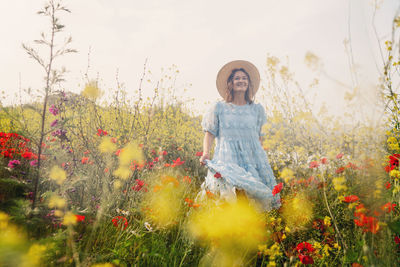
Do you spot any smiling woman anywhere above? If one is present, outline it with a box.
[198,60,281,211]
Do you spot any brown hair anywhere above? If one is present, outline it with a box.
[225,68,254,104]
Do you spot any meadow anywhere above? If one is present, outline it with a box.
[0,1,400,266]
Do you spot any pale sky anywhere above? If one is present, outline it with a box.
[0,0,398,118]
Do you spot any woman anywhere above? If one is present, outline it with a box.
[198,60,280,211]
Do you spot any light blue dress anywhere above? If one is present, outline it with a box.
[199,101,281,211]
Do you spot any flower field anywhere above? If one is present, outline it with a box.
[1,1,400,266]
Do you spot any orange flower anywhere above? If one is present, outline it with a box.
[206,191,215,199]
[161,175,179,187]
[81,157,89,164]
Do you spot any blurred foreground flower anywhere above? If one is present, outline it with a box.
[49,165,66,185]
[281,193,313,230]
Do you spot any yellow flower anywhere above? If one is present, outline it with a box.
[323,216,331,226]
[49,166,66,185]
[332,176,347,192]
[48,195,66,209]
[81,81,102,99]
[54,210,64,217]
[21,244,47,267]
[113,167,131,180]
[281,193,313,230]
[99,137,117,153]
[389,170,400,178]
[119,142,143,166]
[280,168,295,183]
[91,264,114,267]
[63,212,77,226]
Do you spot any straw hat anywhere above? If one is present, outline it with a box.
[216,60,260,99]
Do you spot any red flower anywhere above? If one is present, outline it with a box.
[296,242,315,254]
[112,216,128,230]
[183,176,191,183]
[195,151,203,157]
[81,157,89,164]
[75,215,85,222]
[97,129,108,136]
[320,157,328,164]
[160,150,167,156]
[21,151,33,159]
[132,179,147,192]
[343,195,359,203]
[386,182,392,189]
[335,167,345,174]
[386,154,400,173]
[298,254,314,265]
[214,172,222,179]
[352,263,363,267]
[395,235,400,244]
[309,161,320,169]
[171,157,185,167]
[272,183,283,196]
[336,153,344,159]
[381,202,396,213]
[346,162,358,170]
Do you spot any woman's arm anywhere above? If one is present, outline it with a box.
[199,131,215,164]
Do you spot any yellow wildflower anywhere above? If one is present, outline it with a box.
[48,195,66,209]
[332,176,347,192]
[113,166,131,180]
[49,166,66,185]
[21,244,47,267]
[323,216,331,226]
[81,81,102,99]
[280,168,295,183]
[281,193,313,230]
[99,137,117,153]
[63,212,77,226]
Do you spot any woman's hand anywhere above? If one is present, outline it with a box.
[199,153,210,165]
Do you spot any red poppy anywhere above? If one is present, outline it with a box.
[75,215,85,222]
[395,235,400,244]
[97,129,108,136]
[335,167,345,174]
[171,157,185,167]
[272,183,283,196]
[320,157,328,164]
[386,154,400,173]
[195,151,203,157]
[352,263,363,267]
[309,161,320,168]
[112,216,128,230]
[132,179,147,192]
[298,254,314,265]
[296,242,315,254]
[336,153,344,159]
[386,182,392,189]
[214,172,222,179]
[81,157,89,164]
[343,195,359,203]
[381,202,396,213]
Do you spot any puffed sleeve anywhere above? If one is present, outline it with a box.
[201,102,220,137]
[257,104,267,137]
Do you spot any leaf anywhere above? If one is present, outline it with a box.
[388,218,400,235]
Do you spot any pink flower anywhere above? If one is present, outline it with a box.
[50,119,58,127]
[30,160,38,167]
[49,104,59,116]
[309,161,320,169]
[336,153,344,159]
[8,159,20,169]
[272,183,283,196]
[320,157,328,164]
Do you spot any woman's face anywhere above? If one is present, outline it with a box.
[232,70,249,93]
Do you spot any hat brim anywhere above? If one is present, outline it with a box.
[216,60,260,100]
